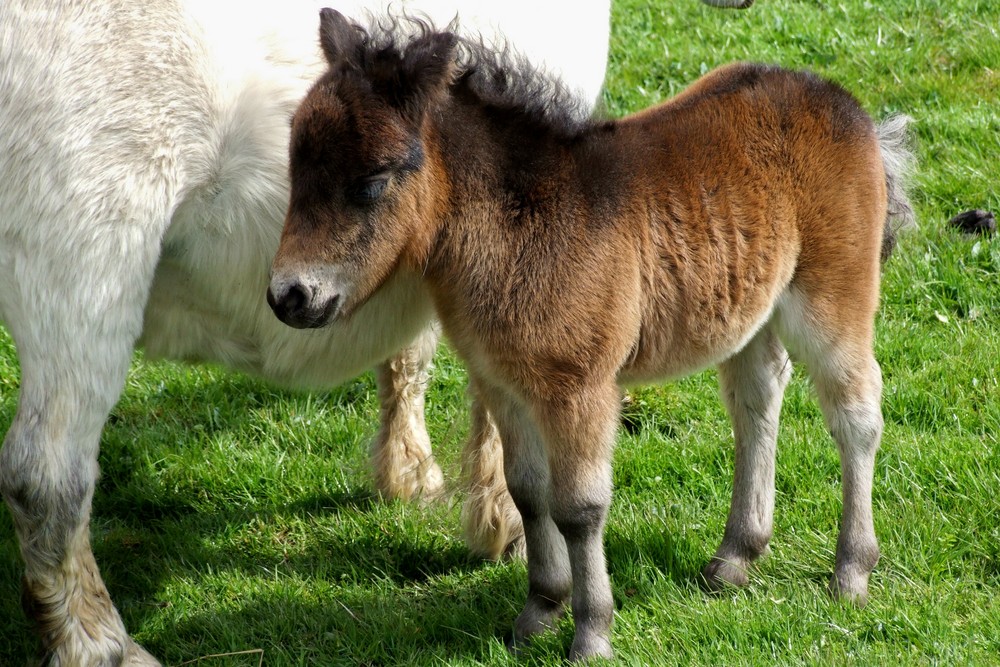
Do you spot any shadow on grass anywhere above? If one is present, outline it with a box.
[1,482,719,666]
[0,488,497,665]
[0,366,724,665]
[145,576,529,667]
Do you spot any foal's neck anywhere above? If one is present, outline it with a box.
[426,92,626,255]
[413,93,637,335]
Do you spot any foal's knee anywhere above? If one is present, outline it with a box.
[819,358,883,440]
[827,402,883,463]
[551,501,609,546]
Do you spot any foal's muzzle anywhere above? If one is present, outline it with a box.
[267,279,340,329]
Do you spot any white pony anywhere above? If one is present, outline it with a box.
[0,0,745,664]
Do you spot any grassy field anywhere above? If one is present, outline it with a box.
[3,0,1000,664]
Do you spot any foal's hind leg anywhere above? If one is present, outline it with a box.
[811,352,883,603]
[777,287,883,604]
[704,325,791,590]
[370,325,445,501]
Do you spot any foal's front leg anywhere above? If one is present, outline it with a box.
[370,325,444,500]
[481,388,572,645]
[537,384,620,661]
[704,327,791,590]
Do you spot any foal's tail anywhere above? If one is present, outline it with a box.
[876,114,917,262]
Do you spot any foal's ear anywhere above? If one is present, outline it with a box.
[397,31,458,120]
[319,8,362,65]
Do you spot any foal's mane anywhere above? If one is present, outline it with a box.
[348,12,595,138]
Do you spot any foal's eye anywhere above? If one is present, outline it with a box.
[349,175,389,205]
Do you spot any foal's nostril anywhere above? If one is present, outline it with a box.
[267,281,311,324]
[284,283,309,314]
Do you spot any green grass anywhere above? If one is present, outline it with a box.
[3,0,1000,664]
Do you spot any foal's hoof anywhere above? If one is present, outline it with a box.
[702,556,750,591]
[568,633,614,663]
[829,571,870,607]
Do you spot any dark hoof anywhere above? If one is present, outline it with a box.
[701,557,750,593]
[949,209,996,235]
[504,632,527,658]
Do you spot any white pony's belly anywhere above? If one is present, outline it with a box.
[141,261,435,389]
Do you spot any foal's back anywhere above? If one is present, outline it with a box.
[608,62,887,382]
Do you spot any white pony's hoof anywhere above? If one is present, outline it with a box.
[123,640,163,667]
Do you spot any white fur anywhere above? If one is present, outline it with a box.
[0,1,609,664]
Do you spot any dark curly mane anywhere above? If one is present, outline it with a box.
[345,11,595,138]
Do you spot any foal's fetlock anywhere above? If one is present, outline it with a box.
[830,540,879,605]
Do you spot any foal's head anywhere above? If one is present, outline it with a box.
[268,9,456,328]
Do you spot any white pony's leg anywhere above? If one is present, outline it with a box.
[374,331,527,555]
[704,325,791,590]
[370,325,445,500]
[460,380,525,560]
[0,231,163,664]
